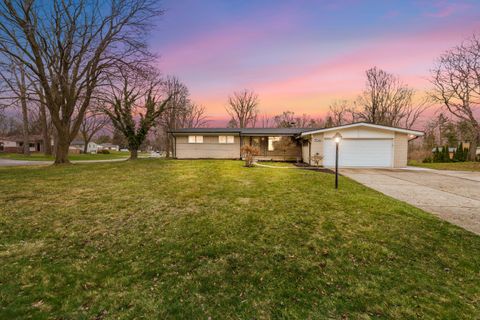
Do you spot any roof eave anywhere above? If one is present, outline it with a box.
[300,122,424,137]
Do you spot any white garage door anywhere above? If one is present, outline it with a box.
[323,139,393,167]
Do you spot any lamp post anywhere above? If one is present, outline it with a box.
[333,132,342,189]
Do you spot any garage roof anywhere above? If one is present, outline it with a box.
[300,122,424,137]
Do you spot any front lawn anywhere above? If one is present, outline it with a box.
[409,160,480,172]
[1,160,479,318]
[0,151,130,161]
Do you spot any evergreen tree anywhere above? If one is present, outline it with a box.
[456,142,464,162]
[433,146,441,162]
[443,145,450,162]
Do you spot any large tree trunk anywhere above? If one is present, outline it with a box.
[129,148,138,160]
[39,96,52,155]
[82,133,90,154]
[469,130,479,161]
[19,67,30,156]
[20,97,30,155]
[54,137,71,164]
[165,133,171,158]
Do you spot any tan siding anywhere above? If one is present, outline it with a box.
[176,135,240,159]
[393,132,408,167]
[310,133,323,165]
[301,140,310,164]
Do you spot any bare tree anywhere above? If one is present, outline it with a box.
[0,0,162,164]
[357,67,429,128]
[258,114,271,128]
[158,76,189,157]
[431,35,480,161]
[273,111,296,128]
[103,66,173,160]
[79,111,109,153]
[226,89,259,128]
[327,100,356,126]
[0,62,31,154]
[156,76,208,157]
[179,103,208,128]
[272,110,323,128]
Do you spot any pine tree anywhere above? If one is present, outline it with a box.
[443,145,450,162]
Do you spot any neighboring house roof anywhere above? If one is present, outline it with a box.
[300,122,424,137]
[71,140,85,145]
[100,143,119,147]
[170,127,317,136]
[71,140,98,146]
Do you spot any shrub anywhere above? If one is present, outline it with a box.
[311,153,323,166]
[422,156,433,163]
[240,145,260,167]
[97,149,110,154]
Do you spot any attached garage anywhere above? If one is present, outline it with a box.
[301,123,423,168]
[323,139,393,167]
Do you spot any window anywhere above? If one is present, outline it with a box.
[268,136,281,151]
[188,136,203,143]
[219,136,234,144]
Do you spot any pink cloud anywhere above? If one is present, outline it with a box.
[188,17,480,119]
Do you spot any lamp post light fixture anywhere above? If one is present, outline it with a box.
[333,132,342,189]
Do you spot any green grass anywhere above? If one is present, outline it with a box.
[0,160,479,319]
[256,161,296,167]
[0,151,130,161]
[409,160,480,172]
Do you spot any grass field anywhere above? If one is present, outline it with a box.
[1,160,479,319]
[409,160,480,172]
[0,151,130,161]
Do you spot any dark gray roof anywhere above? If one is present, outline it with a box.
[170,127,315,136]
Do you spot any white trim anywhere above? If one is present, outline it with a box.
[300,122,424,137]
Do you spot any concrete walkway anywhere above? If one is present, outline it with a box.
[341,168,480,235]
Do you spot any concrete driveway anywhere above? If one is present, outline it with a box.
[341,168,480,235]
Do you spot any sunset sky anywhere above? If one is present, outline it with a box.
[151,0,480,125]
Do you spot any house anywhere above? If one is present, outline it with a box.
[431,147,457,159]
[99,143,120,151]
[0,135,46,153]
[170,122,424,168]
[70,140,100,153]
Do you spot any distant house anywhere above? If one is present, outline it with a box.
[431,147,457,159]
[99,143,120,151]
[70,140,100,153]
[0,135,46,153]
[432,144,480,158]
